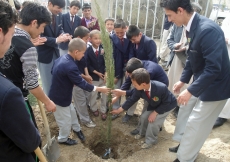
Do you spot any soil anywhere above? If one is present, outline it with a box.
[33,98,230,162]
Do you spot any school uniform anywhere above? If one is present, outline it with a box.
[110,33,134,109]
[85,46,106,113]
[49,54,94,142]
[59,12,81,55]
[120,60,169,115]
[122,80,177,145]
[133,34,157,63]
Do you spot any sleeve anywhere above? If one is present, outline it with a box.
[67,65,94,92]
[86,52,95,73]
[20,47,39,90]
[120,76,132,90]
[185,28,224,97]
[167,24,177,51]
[147,40,157,63]
[40,33,57,47]
[122,89,141,110]
[0,86,40,153]
[128,42,135,59]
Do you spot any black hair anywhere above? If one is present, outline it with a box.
[74,26,90,38]
[160,0,194,14]
[70,0,81,9]
[0,0,18,34]
[48,0,65,8]
[114,18,126,29]
[22,1,32,8]
[131,68,150,85]
[20,2,51,27]
[126,25,140,40]
[126,58,143,73]
[14,0,21,11]
[105,17,115,23]
[82,3,91,10]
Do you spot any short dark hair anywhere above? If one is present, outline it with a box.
[14,0,21,11]
[105,17,115,23]
[49,0,65,8]
[0,1,18,34]
[20,2,51,27]
[68,38,86,52]
[126,25,140,39]
[126,58,143,73]
[131,68,150,85]
[82,3,91,10]
[114,18,126,29]
[22,1,32,8]
[70,0,81,9]
[74,26,89,38]
[160,0,194,14]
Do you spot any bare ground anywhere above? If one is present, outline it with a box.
[33,99,230,162]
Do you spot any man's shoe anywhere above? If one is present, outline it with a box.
[74,130,85,142]
[134,134,145,140]
[172,106,180,118]
[130,129,139,135]
[111,114,119,120]
[141,142,153,149]
[92,110,99,117]
[169,144,180,153]
[85,121,96,128]
[213,117,227,128]
[101,113,107,120]
[173,159,180,162]
[96,92,101,100]
[122,113,132,123]
[59,138,77,145]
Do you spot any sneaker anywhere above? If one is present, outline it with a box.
[141,142,153,149]
[213,117,227,128]
[134,134,145,140]
[85,121,96,128]
[130,129,139,135]
[122,113,132,123]
[59,138,77,145]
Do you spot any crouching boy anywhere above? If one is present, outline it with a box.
[49,38,110,145]
[111,68,177,149]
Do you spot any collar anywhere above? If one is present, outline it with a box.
[123,33,127,39]
[92,46,99,53]
[185,12,196,32]
[14,27,31,40]
[85,16,92,21]
[69,12,75,17]
[145,83,151,92]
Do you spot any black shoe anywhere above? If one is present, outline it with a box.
[74,130,85,142]
[130,129,139,135]
[213,117,227,128]
[96,92,101,100]
[122,113,132,123]
[173,159,180,162]
[169,144,180,153]
[59,138,77,145]
[172,106,180,118]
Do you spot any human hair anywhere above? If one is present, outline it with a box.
[73,26,89,38]
[20,2,51,27]
[105,17,115,23]
[89,29,101,38]
[14,0,21,11]
[160,0,194,14]
[0,0,18,34]
[114,18,126,29]
[126,25,140,40]
[131,68,150,85]
[68,38,86,52]
[48,0,65,8]
[191,2,202,14]
[126,58,143,73]
[82,3,91,10]
[70,0,81,9]
[22,1,32,8]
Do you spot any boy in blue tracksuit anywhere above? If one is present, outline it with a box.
[111,68,177,149]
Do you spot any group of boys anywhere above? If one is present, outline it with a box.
[1,0,230,162]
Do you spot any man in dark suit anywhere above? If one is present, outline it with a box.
[36,0,71,95]
[126,25,157,63]
[81,3,100,31]
[160,0,230,162]
[59,0,81,55]
[111,68,177,149]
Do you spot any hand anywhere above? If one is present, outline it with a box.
[173,81,185,94]
[31,37,47,46]
[97,72,104,80]
[114,78,118,84]
[96,86,110,94]
[110,107,124,115]
[148,111,158,123]
[177,89,192,106]
[174,42,183,49]
[112,96,119,105]
[44,100,56,112]
[174,46,186,52]
[84,75,93,84]
[56,33,70,43]
[112,89,126,97]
